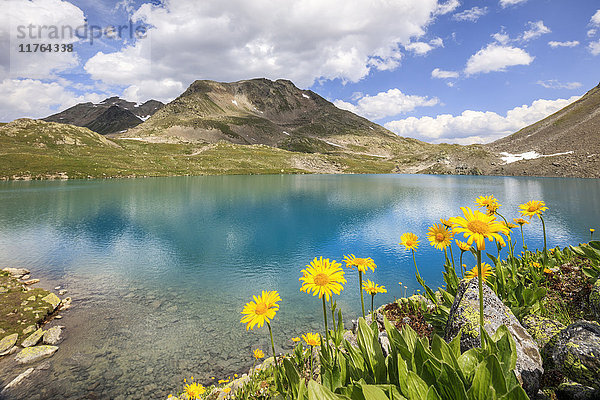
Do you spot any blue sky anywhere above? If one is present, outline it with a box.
[2,0,599,144]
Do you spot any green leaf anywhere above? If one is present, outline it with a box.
[307,380,349,400]
[283,358,301,397]
[458,349,481,383]
[420,359,442,387]
[492,326,517,373]
[360,383,391,400]
[405,371,429,400]
[467,359,494,400]
[486,355,507,396]
[426,387,442,400]
[436,362,468,400]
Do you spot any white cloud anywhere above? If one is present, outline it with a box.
[431,68,459,79]
[591,10,600,26]
[0,79,105,121]
[590,40,600,56]
[536,80,582,89]
[521,21,551,41]
[452,7,488,22]
[465,44,534,75]
[405,38,444,56]
[1,0,86,80]
[435,0,461,16]
[84,0,441,100]
[588,29,598,38]
[499,0,528,8]
[384,96,580,144]
[548,41,579,48]
[333,89,439,120]
[492,31,510,45]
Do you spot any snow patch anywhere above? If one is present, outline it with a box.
[231,100,238,106]
[283,131,290,136]
[369,126,374,130]
[302,93,310,99]
[500,151,574,164]
[139,115,151,121]
[324,140,343,148]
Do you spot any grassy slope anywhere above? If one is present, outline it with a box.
[0,119,402,179]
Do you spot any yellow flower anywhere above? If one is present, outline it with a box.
[362,279,387,295]
[475,195,501,215]
[513,218,529,226]
[427,223,453,250]
[234,374,238,378]
[399,232,420,250]
[343,254,377,273]
[240,290,281,331]
[591,228,596,233]
[253,348,264,359]
[299,257,346,301]
[184,382,206,399]
[455,240,471,252]
[449,207,509,251]
[544,268,553,274]
[223,387,232,394]
[302,332,321,347]
[291,337,301,343]
[503,221,518,229]
[440,218,452,228]
[218,379,230,384]
[519,200,548,219]
[464,263,494,281]
[532,262,541,269]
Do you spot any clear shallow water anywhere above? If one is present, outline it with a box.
[0,174,598,399]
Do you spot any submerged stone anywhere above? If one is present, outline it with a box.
[43,326,64,345]
[15,345,58,364]
[445,278,543,396]
[551,321,600,389]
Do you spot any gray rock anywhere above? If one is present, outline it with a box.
[590,280,600,321]
[343,330,358,348]
[15,345,58,364]
[551,321,600,389]
[41,293,61,310]
[556,380,600,400]
[22,325,36,335]
[21,328,44,347]
[378,331,390,357]
[0,333,18,355]
[445,278,543,396]
[2,267,30,278]
[522,314,565,363]
[43,326,65,345]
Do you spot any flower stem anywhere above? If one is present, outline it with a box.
[322,296,330,357]
[459,251,465,278]
[448,244,455,269]
[540,215,547,253]
[520,226,526,251]
[309,345,314,380]
[267,322,279,388]
[412,249,420,278]
[371,294,375,322]
[359,271,365,319]
[476,250,485,347]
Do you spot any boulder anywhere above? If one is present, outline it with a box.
[551,321,600,389]
[0,333,18,355]
[522,314,565,363]
[22,279,40,285]
[43,326,64,345]
[445,278,543,395]
[2,267,30,278]
[21,328,44,347]
[590,280,600,321]
[15,345,58,364]
[555,380,600,400]
[41,293,61,311]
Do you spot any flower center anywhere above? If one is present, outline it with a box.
[314,273,330,287]
[467,220,489,234]
[255,303,268,315]
[435,233,445,242]
[406,240,414,247]
[528,205,537,212]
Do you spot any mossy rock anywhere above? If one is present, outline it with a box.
[15,345,58,364]
[0,333,18,354]
[590,280,600,322]
[522,314,565,365]
[551,321,600,389]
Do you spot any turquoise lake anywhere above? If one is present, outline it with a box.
[0,174,598,399]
